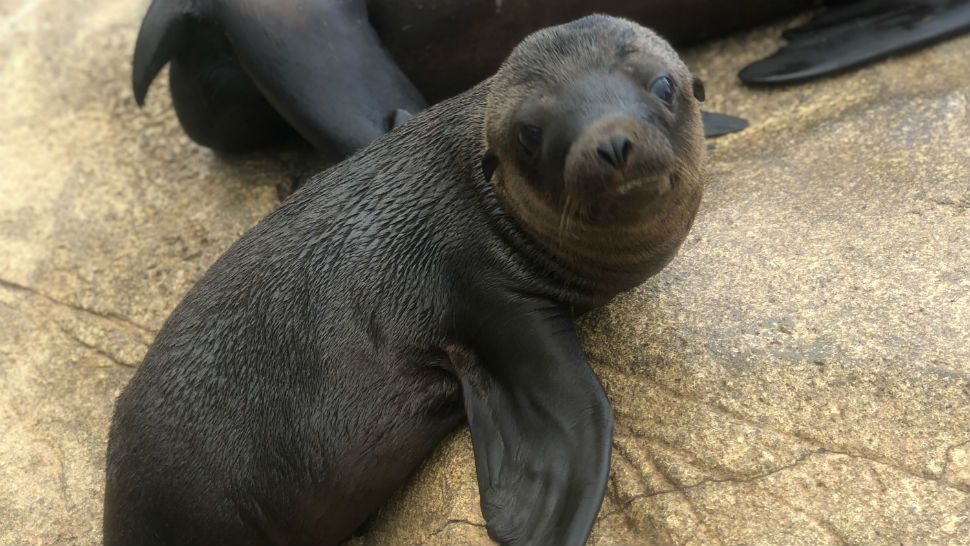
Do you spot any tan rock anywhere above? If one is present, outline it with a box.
[1,3,967,545]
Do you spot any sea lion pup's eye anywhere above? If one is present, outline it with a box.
[517,125,543,157]
[650,76,675,106]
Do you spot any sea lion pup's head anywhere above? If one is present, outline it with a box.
[482,15,706,292]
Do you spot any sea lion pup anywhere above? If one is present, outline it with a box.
[105,15,705,546]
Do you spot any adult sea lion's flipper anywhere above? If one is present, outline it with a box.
[132,0,193,106]
[702,111,749,138]
[212,0,427,155]
[132,0,426,155]
[739,0,970,86]
[456,301,612,546]
[132,0,304,152]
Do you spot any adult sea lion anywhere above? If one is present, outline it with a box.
[106,15,706,546]
[132,0,807,154]
[132,0,970,156]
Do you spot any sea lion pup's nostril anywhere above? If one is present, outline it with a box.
[596,135,633,168]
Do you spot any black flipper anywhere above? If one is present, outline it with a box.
[132,0,195,106]
[455,300,612,546]
[212,0,427,156]
[166,27,301,153]
[702,111,749,138]
[739,0,970,86]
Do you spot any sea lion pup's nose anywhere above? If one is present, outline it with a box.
[596,134,633,169]
[563,111,675,196]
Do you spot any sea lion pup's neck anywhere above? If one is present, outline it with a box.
[493,155,703,292]
[476,15,706,298]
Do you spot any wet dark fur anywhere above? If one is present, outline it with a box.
[106,16,703,546]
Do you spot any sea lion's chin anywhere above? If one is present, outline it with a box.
[559,167,679,224]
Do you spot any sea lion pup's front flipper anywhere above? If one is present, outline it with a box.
[452,300,612,546]
[739,0,970,86]
[211,0,427,155]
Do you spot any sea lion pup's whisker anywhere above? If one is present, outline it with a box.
[572,196,592,233]
[557,193,572,246]
[576,196,594,224]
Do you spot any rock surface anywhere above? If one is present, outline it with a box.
[0,2,967,545]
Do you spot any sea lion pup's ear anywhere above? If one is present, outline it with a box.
[692,76,706,102]
[387,109,414,131]
[482,151,499,181]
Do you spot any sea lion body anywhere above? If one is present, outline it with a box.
[107,16,705,546]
